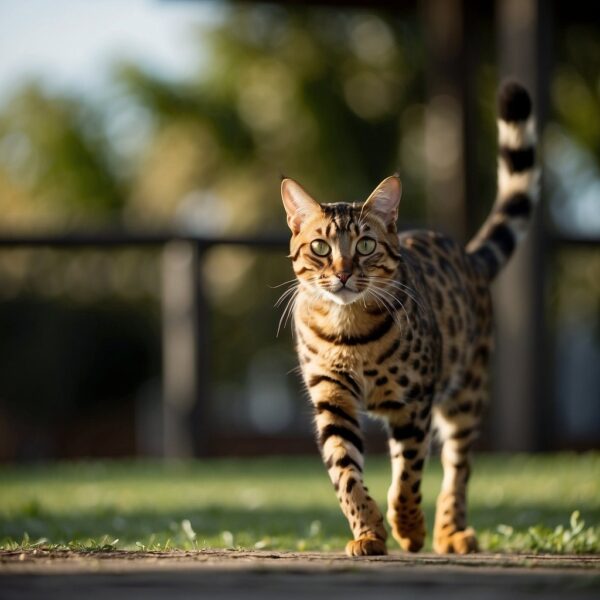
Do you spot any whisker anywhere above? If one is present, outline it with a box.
[283,293,299,332]
[365,286,398,323]
[287,364,303,376]
[276,287,299,337]
[364,288,385,314]
[268,278,300,289]
[274,284,299,308]
[365,287,405,331]
[367,283,411,330]
[364,276,425,314]
[370,279,422,303]
[367,276,419,298]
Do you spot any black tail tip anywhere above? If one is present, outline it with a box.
[498,80,532,122]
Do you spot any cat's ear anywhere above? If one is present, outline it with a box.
[281,178,321,234]
[363,175,402,227]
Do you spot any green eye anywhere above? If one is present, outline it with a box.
[356,237,376,255]
[310,239,331,257]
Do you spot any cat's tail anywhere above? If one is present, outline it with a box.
[466,81,540,281]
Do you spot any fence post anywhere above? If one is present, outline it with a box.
[491,0,550,450]
[161,241,211,458]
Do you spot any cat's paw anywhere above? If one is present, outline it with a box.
[388,510,426,553]
[433,527,478,554]
[345,535,387,557]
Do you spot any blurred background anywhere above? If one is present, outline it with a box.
[0,0,597,462]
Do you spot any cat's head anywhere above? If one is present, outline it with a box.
[281,176,402,306]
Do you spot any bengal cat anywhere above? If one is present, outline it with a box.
[279,82,538,556]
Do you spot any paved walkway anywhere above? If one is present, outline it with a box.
[2,550,599,600]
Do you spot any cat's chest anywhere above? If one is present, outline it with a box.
[295,298,394,371]
[297,311,405,373]
[324,343,372,371]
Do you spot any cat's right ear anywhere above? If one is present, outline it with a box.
[281,178,321,234]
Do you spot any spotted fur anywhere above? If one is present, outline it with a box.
[280,81,538,556]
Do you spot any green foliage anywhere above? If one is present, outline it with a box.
[0,85,127,223]
[0,4,428,231]
[552,24,600,159]
[1,454,598,554]
[482,511,599,554]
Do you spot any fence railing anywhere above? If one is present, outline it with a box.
[0,228,598,455]
[0,230,288,457]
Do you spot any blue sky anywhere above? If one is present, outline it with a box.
[0,0,222,99]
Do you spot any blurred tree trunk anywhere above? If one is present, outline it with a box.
[422,0,479,243]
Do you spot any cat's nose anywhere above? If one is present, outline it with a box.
[336,271,352,285]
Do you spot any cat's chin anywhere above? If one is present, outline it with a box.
[323,288,363,306]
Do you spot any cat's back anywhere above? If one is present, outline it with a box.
[398,228,493,395]
[398,228,487,294]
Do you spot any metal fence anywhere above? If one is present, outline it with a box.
[0,226,598,456]
[0,231,287,457]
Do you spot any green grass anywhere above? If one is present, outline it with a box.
[0,453,599,554]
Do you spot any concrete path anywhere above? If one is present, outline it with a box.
[2,550,599,600]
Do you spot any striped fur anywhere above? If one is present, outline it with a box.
[467,81,540,279]
[281,82,537,557]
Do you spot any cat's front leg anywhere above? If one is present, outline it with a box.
[309,374,387,556]
[386,407,432,552]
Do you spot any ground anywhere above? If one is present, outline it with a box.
[1,454,599,597]
[1,548,599,599]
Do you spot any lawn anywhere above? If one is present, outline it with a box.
[0,453,599,554]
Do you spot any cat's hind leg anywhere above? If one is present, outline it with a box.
[311,377,387,556]
[432,388,484,554]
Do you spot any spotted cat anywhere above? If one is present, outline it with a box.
[280,82,538,556]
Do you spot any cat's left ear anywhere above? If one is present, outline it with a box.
[363,175,402,227]
[281,178,321,234]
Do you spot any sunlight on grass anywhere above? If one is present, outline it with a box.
[0,453,598,554]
